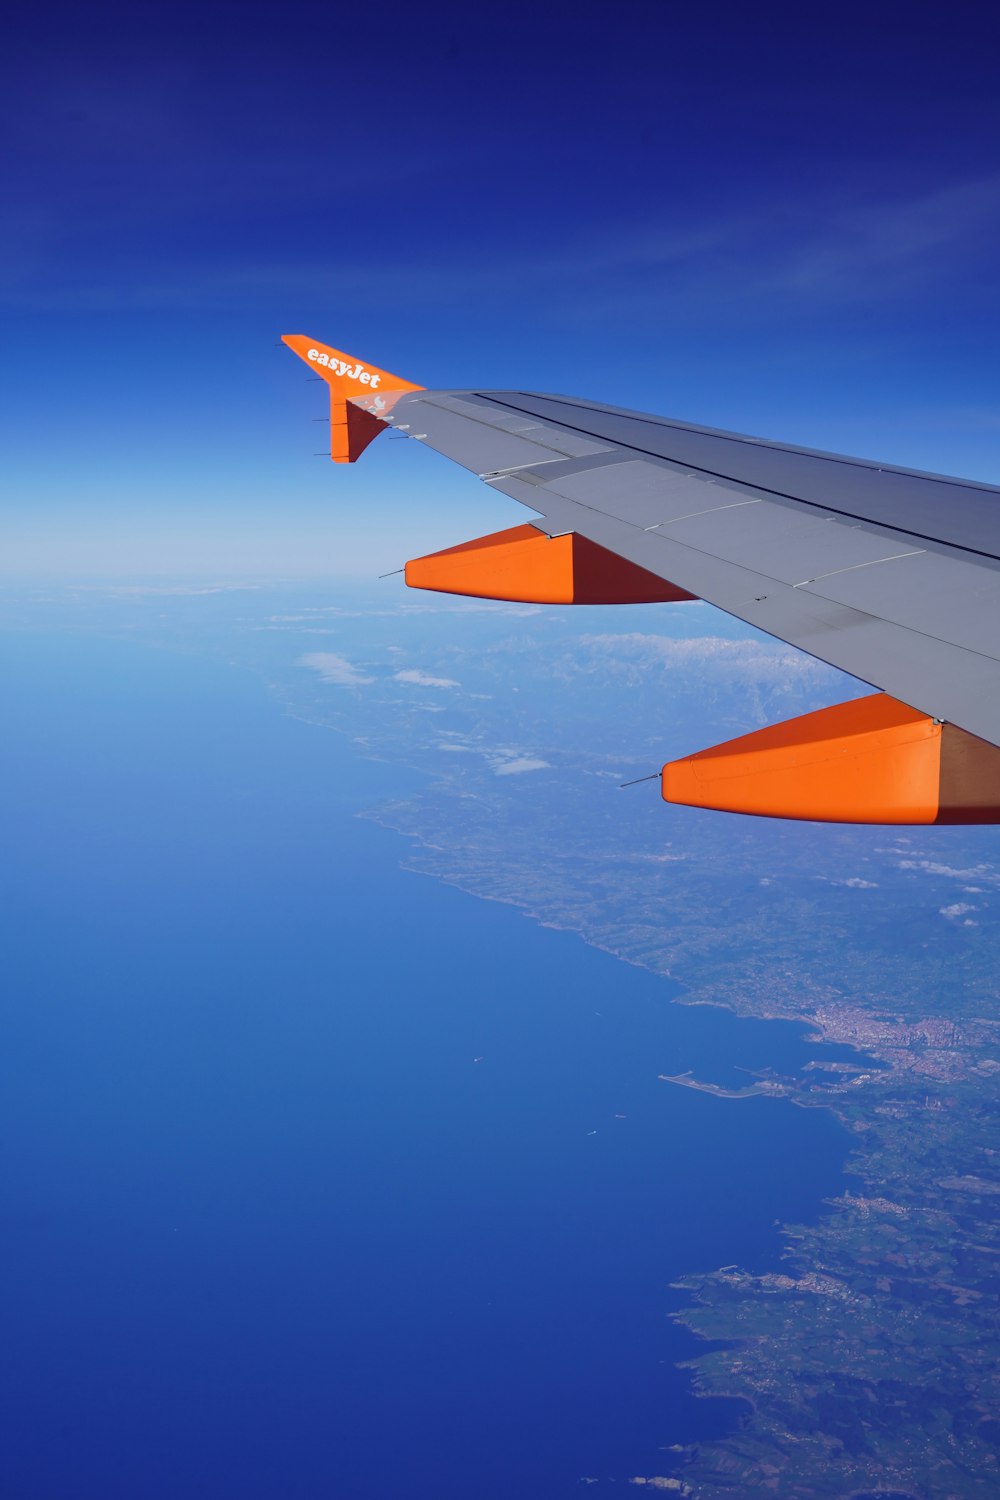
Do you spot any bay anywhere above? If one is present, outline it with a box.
[0,631,849,1498]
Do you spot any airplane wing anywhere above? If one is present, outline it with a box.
[282,334,1000,826]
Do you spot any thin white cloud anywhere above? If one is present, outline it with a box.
[774,176,1000,298]
[88,583,261,597]
[579,633,837,687]
[17,173,1000,327]
[543,175,1000,326]
[899,859,999,884]
[940,902,978,921]
[394,669,460,689]
[299,651,374,686]
[493,756,550,776]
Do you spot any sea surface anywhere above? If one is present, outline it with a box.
[1,631,850,1498]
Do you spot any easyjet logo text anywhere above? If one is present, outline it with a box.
[307,349,381,388]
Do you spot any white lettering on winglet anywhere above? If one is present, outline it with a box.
[307,349,381,389]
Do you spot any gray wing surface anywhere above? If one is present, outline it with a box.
[383,388,1000,749]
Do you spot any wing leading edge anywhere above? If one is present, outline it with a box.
[282,335,1000,825]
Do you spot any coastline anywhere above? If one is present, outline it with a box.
[9,591,997,1498]
[360,790,1000,1498]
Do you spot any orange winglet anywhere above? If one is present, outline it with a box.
[405,524,696,605]
[282,335,423,462]
[661,693,1000,824]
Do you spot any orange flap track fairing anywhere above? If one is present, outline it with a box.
[662,694,1000,824]
[405,524,696,605]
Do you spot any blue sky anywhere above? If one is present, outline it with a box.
[3,0,1000,575]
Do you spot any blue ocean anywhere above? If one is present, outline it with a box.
[0,631,849,1497]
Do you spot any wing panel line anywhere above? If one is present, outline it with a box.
[475,394,1000,565]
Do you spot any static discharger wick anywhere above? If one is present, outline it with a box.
[378,568,405,579]
[619,772,660,789]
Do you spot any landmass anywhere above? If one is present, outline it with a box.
[658,1070,788,1100]
[314,637,1000,1498]
[11,580,1000,1497]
